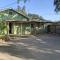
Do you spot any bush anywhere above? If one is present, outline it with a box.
[0,35,10,42]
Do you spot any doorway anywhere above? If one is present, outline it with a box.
[9,22,13,34]
[47,25,51,33]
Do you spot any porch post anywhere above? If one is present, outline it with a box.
[33,22,36,35]
[13,22,15,34]
[7,22,9,35]
[55,25,56,33]
[30,23,31,35]
[21,23,22,35]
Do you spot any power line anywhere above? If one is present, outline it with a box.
[0,1,17,10]
[0,0,29,10]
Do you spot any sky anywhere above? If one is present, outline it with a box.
[0,0,60,21]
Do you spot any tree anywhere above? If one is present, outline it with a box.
[0,21,6,35]
[22,5,26,14]
[28,13,40,19]
[54,0,60,12]
[17,0,28,12]
[28,13,44,20]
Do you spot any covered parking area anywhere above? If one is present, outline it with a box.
[47,22,60,34]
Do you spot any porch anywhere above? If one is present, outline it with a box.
[6,21,32,36]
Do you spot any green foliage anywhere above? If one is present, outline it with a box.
[17,0,20,4]
[17,0,28,12]
[54,0,60,12]
[28,13,40,19]
[21,6,27,15]
[17,0,28,3]
[0,21,7,35]
[28,13,44,20]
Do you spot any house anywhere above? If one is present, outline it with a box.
[0,9,31,36]
[0,9,44,36]
[0,8,53,36]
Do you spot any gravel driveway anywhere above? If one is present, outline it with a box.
[0,34,60,60]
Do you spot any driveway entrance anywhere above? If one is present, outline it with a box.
[0,34,60,60]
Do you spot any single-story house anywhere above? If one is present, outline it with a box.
[0,9,47,36]
[0,8,54,36]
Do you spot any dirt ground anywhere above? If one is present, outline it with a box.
[0,34,60,60]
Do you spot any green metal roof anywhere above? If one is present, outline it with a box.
[0,9,29,21]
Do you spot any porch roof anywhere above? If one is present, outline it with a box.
[5,20,53,24]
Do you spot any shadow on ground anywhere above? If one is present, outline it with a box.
[0,44,35,60]
[0,34,60,60]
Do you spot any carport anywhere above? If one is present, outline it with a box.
[47,22,60,34]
